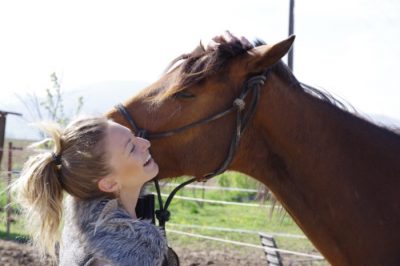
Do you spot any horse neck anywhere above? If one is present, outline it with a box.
[232,72,400,265]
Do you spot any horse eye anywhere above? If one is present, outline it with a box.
[174,90,195,99]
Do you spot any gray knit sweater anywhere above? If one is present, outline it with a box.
[59,196,168,266]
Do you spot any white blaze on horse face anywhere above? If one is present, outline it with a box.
[105,121,159,190]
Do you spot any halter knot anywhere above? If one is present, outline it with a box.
[233,98,245,111]
[155,209,171,222]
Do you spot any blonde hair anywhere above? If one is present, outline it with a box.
[12,116,112,260]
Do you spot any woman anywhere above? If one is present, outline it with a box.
[13,116,167,265]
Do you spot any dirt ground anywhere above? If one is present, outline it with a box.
[0,239,51,266]
[0,239,268,266]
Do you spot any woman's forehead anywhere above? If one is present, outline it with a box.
[107,121,133,142]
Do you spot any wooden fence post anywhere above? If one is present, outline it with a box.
[6,142,12,239]
[0,113,5,166]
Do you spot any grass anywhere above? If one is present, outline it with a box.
[0,230,29,243]
[0,212,29,243]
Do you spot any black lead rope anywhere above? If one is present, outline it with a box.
[114,70,269,231]
[154,176,198,229]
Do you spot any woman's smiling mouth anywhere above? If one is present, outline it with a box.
[144,154,152,167]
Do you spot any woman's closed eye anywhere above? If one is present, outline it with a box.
[130,142,136,154]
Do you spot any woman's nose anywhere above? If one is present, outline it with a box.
[136,137,151,151]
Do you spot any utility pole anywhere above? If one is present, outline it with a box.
[288,0,295,71]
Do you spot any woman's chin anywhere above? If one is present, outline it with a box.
[147,162,159,178]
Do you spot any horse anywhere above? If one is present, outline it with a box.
[106,35,400,266]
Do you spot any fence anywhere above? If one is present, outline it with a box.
[156,183,325,262]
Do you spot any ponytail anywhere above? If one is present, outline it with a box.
[12,123,64,260]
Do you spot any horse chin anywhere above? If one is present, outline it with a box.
[154,165,186,180]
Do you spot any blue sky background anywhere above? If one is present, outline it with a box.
[1,0,399,125]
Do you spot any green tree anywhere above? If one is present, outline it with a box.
[41,72,83,126]
[17,72,84,130]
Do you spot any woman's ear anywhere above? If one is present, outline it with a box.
[98,177,119,193]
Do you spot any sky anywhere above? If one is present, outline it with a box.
[1,0,400,120]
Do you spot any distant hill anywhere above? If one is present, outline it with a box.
[1,80,148,140]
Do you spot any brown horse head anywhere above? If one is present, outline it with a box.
[107,36,295,180]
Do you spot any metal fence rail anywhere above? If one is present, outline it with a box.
[167,223,306,239]
[168,229,324,260]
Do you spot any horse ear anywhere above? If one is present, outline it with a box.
[246,35,295,73]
